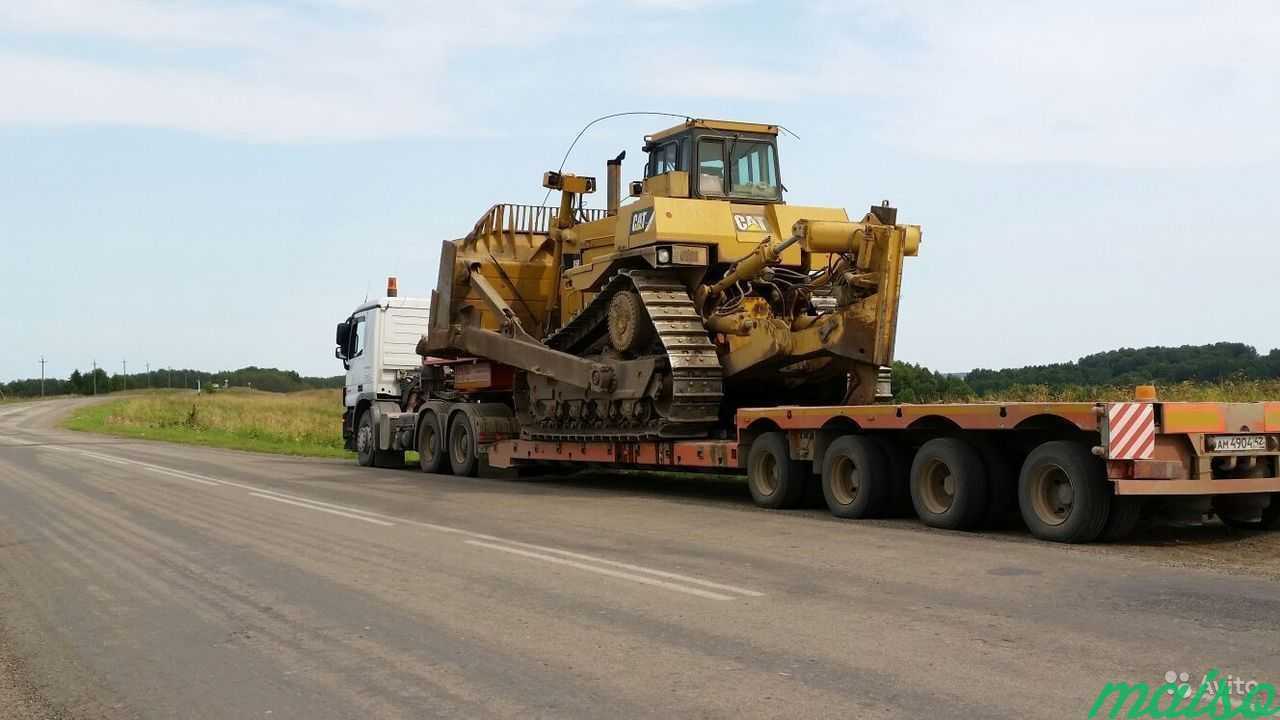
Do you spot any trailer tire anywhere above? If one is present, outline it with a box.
[821,436,891,519]
[871,436,913,517]
[910,438,989,530]
[417,411,447,474]
[747,433,806,509]
[1018,441,1110,543]
[1263,495,1280,531]
[1216,493,1280,531]
[1100,495,1145,542]
[976,442,1019,529]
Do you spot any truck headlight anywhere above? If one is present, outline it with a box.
[656,247,671,264]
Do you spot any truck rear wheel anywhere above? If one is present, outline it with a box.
[821,436,890,519]
[448,413,479,477]
[747,432,806,509]
[909,438,989,530]
[1018,441,1110,543]
[417,411,447,474]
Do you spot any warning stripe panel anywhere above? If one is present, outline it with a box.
[1108,403,1155,460]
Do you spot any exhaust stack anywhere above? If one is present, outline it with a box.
[606,151,625,216]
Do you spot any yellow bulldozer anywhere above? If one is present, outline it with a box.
[420,118,921,440]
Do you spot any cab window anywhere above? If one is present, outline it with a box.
[650,141,680,176]
[729,141,780,200]
[697,139,725,196]
[350,316,367,358]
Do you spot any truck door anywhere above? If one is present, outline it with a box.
[344,311,373,408]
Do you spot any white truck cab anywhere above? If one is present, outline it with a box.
[334,278,431,462]
[334,276,518,474]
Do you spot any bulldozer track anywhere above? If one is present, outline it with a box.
[525,270,723,441]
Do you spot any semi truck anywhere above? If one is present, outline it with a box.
[335,118,1280,543]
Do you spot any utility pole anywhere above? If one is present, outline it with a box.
[92,360,97,395]
[122,360,127,392]
[168,369,173,388]
[39,356,46,397]
[146,362,151,389]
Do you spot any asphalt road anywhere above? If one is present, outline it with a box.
[1,398,1278,719]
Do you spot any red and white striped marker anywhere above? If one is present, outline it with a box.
[1107,402,1156,460]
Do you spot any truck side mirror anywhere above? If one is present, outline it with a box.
[335,320,351,351]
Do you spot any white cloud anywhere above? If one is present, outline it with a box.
[0,0,589,141]
[635,1,1280,168]
[3,0,1277,168]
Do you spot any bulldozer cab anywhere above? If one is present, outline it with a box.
[642,119,782,204]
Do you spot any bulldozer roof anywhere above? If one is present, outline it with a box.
[646,118,779,143]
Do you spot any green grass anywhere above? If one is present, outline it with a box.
[64,389,356,459]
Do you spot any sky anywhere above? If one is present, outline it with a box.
[2,0,1278,381]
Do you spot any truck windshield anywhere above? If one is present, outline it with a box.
[728,141,780,201]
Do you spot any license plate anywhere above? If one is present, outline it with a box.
[1209,435,1267,452]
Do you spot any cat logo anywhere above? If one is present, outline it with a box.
[733,213,769,232]
[629,208,654,235]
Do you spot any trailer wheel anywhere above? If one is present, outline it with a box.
[355,411,376,467]
[821,436,890,519]
[1018,441,1110,543]
[910,438,989,530]
[1216,493,1280,531]
[747,432,806,509]
[1101,496,1146,542]
[871,436,913,517]
[1263,495,1280,531]
[417,411,447,474]
[448,413,479,478]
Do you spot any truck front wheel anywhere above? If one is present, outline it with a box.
[448,413,479,477]
[417,411,447,474]
[747,432,806,509]
[1018,441,1110,543]
[909,438,989,531]
[356,411,376,467]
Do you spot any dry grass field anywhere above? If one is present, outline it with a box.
[64,388,351,458]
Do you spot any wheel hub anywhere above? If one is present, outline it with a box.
[920,459,956,514]
[831,456,860,506]
[1031,465,1074,526]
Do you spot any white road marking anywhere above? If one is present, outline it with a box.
[464,540,737,601]
[29,443,767,601]
[249,492,395,526]
[470,538,767,597]
[232,487,765,598]
[71,449,224,486]
[144,466,222,486]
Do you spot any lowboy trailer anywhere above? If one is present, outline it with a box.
[488,393,1280,543]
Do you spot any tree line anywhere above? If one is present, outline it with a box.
[895,342,1280,403]
[1,366,343,398]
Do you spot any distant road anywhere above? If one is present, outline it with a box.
[1,398,1278,719]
